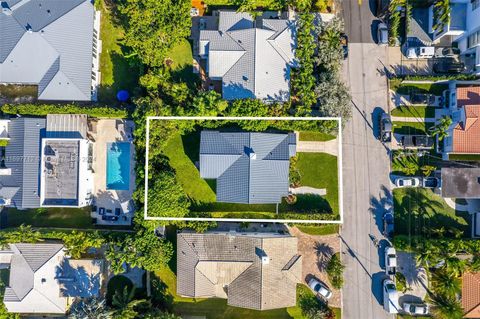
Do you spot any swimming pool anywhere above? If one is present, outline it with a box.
[106,142,131,190]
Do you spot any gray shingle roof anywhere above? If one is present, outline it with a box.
[0,0,94,101]
[177,232,302,310]
[199,11,297,101]
[199,131,296,204]
[0,118,46,209]
[441,168,480,198]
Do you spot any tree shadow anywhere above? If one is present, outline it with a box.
[56,260,101,298]
[314,242,334,271]
[369,185,393,234]
[371,271,388,306]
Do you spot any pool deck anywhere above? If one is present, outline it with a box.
[90,119,136,226]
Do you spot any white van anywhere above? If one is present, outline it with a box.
[407,46,435,59]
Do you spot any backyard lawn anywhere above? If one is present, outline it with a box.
[389,80,448,96]
[392,121,434,135]
[165,39,198,87]
[98,0,140,104]
[393,188,470,237]
[5,207,92,229]
[296,153,339,215]
[390,105,436,118]
[299,131,336,141]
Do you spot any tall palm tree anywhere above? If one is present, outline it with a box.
[430,116,453,141]
[112,286,135,310]
[430,293,463,319]
[416,242,440,267]
[432,270,461,297]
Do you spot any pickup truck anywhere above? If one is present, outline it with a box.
[385,246,397,276]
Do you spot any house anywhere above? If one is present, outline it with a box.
[2,243,102,315]
[462,272,480,318]
[197,11,297,101]
[0,0,102,101]
[443,83,480,159]
[199,131,296,204]
[441,167,480,199]
[177,232,302,310]
[407,0,480,74]
[0,115,93,209]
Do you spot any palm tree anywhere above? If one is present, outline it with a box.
[430,293,463,319]
[429,116,453,141]
[112,286,135,309]
[443,256,467,277]
[1,224,43,245]
[68,298,111,319]
[416,242,440,267]
[432,270,461,297]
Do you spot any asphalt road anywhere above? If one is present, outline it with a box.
[340,0,394,318]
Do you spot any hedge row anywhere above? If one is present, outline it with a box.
[1,103,128,118]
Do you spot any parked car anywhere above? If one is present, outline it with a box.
[422,176,440,188]
[308,278,333,300]
[340,33,348,59]
[379,113,392,142]
[377,22,388,45]
[400,135,434,148]
[384,246,397,276]
[383,279,400,314]
[410,93,436,105]
[383,211,394,238]
[406,47,435,59]
[441,47,460,57]
[395,177,421,188]
[433,58,465,74]
[403,303,429,315]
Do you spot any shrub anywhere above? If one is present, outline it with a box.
[326,252,345,289]
[1,103,127,118]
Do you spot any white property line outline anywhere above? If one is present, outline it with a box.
[144,116,343,224]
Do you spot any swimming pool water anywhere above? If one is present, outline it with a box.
[106,142,131,190]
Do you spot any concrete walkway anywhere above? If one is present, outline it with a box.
[390,115,436,123]
[296,135,339,156]
[290,186,326,196]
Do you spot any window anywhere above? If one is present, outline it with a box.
[468,30,480,48]
[473,0,480,10]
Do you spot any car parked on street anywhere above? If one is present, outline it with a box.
[377,22,388,45]
[433,58,465,74]
[379,113,392,142]
[383,211,394,238]
[384,246,397,276]
[395,177,421,188]
[403,303,429,316]
[383,279,400,314]
[308,277,333,300]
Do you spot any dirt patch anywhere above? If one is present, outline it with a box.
[289,225,342,308]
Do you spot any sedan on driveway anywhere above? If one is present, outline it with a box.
[308,277,333,300]
[395,177,421,188]
[403,303,429,316]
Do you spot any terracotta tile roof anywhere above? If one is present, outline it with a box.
[462,272,480,318]
[453,105,480,153]
[457,86,480,107]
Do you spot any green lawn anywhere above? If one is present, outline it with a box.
[165,39,198,86]
[448,154,480,162]
[296,153,339,214]
[204,0,279,7]
[6,207,92,228]
[392,121,434,135]
[393,188,470,237]
[390,105,436,118]
[299,131,336,142]
[98,0,140,104]
[294,224,340,235]
[390,81,448,96]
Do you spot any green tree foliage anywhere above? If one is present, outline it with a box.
[62,231,104,259]
[148,170,190,218]
[315,72,351,119]
[430,115,453,141]
[190,91,228,116]
[119,0,191,68]
[292,12,316,115]
[430,293,463,319]
[299,290,334,319]
[0,225,42,245]
[68,298,111,319]
[0,104,127,118]
[432,270,461,298]
[433,0,451,32]
[326,253,345,289]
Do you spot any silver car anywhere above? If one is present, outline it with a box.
[377,22,388,45]
[308,278,333,299]
[403,302,429,315]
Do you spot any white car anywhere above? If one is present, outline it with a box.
[407,47,435,59]
[377,22,388,45]
[385,246,397,275]
[395,177,421,188]
[383,279,400,314]
[403,303,429,315]
[308,278,333,299]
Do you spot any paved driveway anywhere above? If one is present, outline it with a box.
[397,252,428,305]
[289,226,342,308]
[341,0,392,318]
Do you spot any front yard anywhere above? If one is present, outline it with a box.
[392,121,434,135]
[390,105,436,118]
[389,79,448,96]
[393,188,470,237]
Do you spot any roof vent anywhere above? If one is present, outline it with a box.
[26,24,32,33]
[249,152,256,160]
[41,278,46,283]
[261,256,269,264]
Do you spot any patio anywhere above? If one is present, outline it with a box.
[90,119,136,226]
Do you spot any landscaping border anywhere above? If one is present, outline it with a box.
[144,116,343,224]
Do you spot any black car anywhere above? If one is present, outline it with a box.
[383,211,394,238]
[340,33,348,59]
[422,176,440,188]
[400,135,434,148]
[441,47,461,57]
[410,93,436,105]
[433,58,465,74]
[380,113,392,142]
